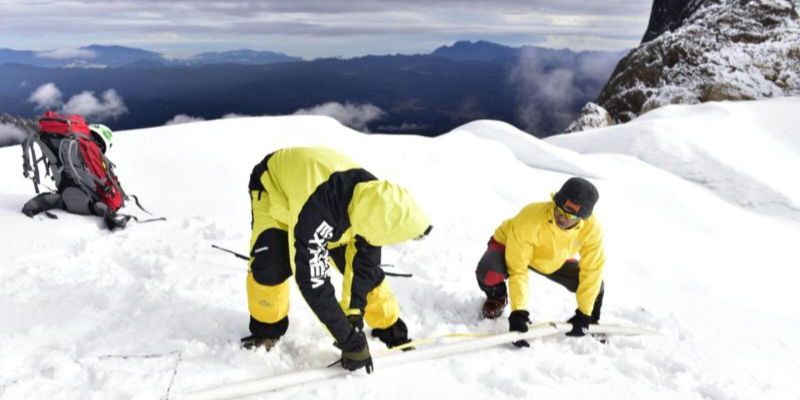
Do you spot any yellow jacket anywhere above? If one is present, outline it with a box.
[259,146,430,251]
[493,200,605,315]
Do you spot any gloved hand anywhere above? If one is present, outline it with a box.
[508,310,531,348]
[566,309,591,337]
[346,314,364,331]
[335,326,374,373]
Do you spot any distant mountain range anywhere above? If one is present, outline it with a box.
[0,45,302,68]
[0,41,626,137]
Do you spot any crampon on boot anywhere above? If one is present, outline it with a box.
[240,335,278,351]
[481,295,508,319]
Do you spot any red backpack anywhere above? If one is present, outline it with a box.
[22,111,125,212]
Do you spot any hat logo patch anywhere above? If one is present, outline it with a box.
[564,199,581,213]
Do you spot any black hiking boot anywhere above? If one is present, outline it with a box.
[22,192,61,217]
[243,316,287,351]
[481,295,508,319]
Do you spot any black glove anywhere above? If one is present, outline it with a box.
[566,309,591,337]
[335,326,374,373]
[508,310,531,348]
[372,317,412,349]
[346,314,364,331]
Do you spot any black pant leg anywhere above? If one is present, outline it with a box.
[475,246,509,300]
[61,186,95,215]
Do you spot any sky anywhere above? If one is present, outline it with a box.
[0,0,653,59]
[1,98,798,399]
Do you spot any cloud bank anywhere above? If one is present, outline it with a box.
[27,83,128,121]
[293,102,386,131]
[509,48,622,134]
[165,114,205,125]
[28,83,63,110]
[0,124,28,146]
[62,90,128,121]
[0,1,650,58]
[36,47,96,60]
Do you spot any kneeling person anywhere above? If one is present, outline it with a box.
[475,177,605,343]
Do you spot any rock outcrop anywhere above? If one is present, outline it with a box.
[596,0,800,122]
[563,103,614,133]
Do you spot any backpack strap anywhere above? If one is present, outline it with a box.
[21,133,62,193]
[127,214,167,224]
[100,152,126,198]
[21,136,42,194]
[35,135,62,186]
[127,194,155,215]
[60,136,106,195]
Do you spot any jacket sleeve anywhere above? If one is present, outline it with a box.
[576,223,605,316]
[346,236,385,311]
[504,220,536,311]
[293,208,353,345]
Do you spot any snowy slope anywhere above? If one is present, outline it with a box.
[2,100,800,400]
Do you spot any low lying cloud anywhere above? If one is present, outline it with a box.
[222,113,248,119]
[62,89,128,121]
[28,83,63,110]
[27,83,128,121]
[165,114,205,125]
[36,47,96,60]
[577,51,626,82]
[0,123,28,146]
[510,56,579,134]
[293,101,386,131]
[509,48,622,135]
[376,122,427,132]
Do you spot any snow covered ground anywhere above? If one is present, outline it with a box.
[1,98,799,400]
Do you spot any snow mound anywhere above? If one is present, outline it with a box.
[547,97,800,218]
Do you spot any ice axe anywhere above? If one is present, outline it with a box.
[211,244,249,260]
[211,244,413,277]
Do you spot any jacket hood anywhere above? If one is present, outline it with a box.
[349,180,430,246]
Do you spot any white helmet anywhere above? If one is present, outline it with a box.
[89,124,113,153]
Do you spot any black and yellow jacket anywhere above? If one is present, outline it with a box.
[493,200,605,316]
[249,146,430,343]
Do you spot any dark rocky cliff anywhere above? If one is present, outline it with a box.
[596,0,800,123]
